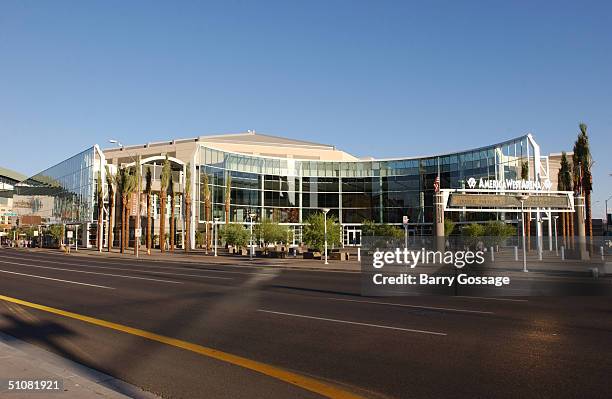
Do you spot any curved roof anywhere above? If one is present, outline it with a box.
[0,166,27,183]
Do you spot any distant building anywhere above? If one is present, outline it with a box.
[0,166,27,237]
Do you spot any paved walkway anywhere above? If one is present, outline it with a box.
[0,331,160,398]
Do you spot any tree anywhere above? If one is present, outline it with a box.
[225,173,232,223]
[483,221,516,247]
[444,219,455,236]
[145,166,153,254]
[254,218,292,252]
[362,220,403,238]
[557,152,572,246]
[184,163,192,253]
[202,172,211,253]
[105,166,115,252]
[220,223,249,248]
[303,212,342,252]
[48,225,64,247]
[169,174,175,252]
[96,170,103,251]
[572,123,593,244]
[133,156,141,256]
[159,156,171,252]
[120,167,137,253]
[462,223,485,248]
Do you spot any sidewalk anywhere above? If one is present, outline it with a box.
[0,331,160,398]
[20,247,363,272]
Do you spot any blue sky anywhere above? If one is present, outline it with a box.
[1,1,611,217]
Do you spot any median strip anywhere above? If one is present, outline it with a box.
[0,294,364,399]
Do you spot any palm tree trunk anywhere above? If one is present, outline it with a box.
[108,191,114,252]
[586,190,593,252]
[121,195,126,253]
[146,193,152,253]
[160,194,166,253]
[97,202,103,251]
[185,196,191,253]
[170,193,175,252]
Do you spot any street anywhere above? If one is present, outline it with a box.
[0,248,611,399]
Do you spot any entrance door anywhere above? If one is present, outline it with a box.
[344,227,362,246]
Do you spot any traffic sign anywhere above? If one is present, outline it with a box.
[403,215,409,226]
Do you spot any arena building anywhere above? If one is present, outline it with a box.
[15,131,564,248]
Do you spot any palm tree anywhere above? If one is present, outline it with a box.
[145,166,152,254]
[225,173,232,223]
[202,172,211,253]
[557,152,572,247]
[572,123,593,246]
[169,174,175,252]
[105,165,115,252]
[521,161,531,250]
[96,170,103,251]
[184,163,192,253]
[159,156,171,253]
[121,167,137,253]
[133,156,141,256]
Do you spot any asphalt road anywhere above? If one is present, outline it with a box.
[0,247,611,399]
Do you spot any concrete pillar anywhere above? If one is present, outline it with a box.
[574,195,589,260]
[434,192,445,250]
[82,222,90,248]
[547,210,553,251]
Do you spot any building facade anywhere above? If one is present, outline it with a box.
[15,132,552,248]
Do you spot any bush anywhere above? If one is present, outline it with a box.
[303,213,342,251]
[362,220,404,238]
[220,224,250,248]
[483,221,516,247]
[254,219,292,248]
[444,219,455,236]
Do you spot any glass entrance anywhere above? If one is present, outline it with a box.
[344,226,361,246]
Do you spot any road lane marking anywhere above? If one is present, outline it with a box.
[0,253,250,276]
[322,297,494,314]
[0,295,363,399]
[0,269,114,289]
[0,255,231,280]
[0,260,182,284]
[257,309,447,336]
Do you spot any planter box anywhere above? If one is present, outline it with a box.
[303,251,322,260]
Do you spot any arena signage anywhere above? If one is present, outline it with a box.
[466,177,552,191]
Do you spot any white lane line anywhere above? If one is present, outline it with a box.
[0,256,231,280]
[0,269,114,289]
[322,297,494,314]
[0,260,182,284]
[0,254,249,276]
[454,296,528,302]
[257,309,447,336]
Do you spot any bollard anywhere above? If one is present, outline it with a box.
[601,246,605,261]
[490,246,494,262]
[514,246,518,261]
[357,247,361,262]
[561,246,565,260]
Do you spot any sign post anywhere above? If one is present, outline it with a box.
[403,216,409,248]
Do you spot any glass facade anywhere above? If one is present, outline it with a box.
[17,147,97,224]
[197,136,536,232]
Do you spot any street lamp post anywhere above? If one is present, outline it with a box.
[518,195,530,272]
[322,208,330,265]
[213,217,219,256]
[249,212,256,260]
[605,195,612,234]
[553,215,559,256]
